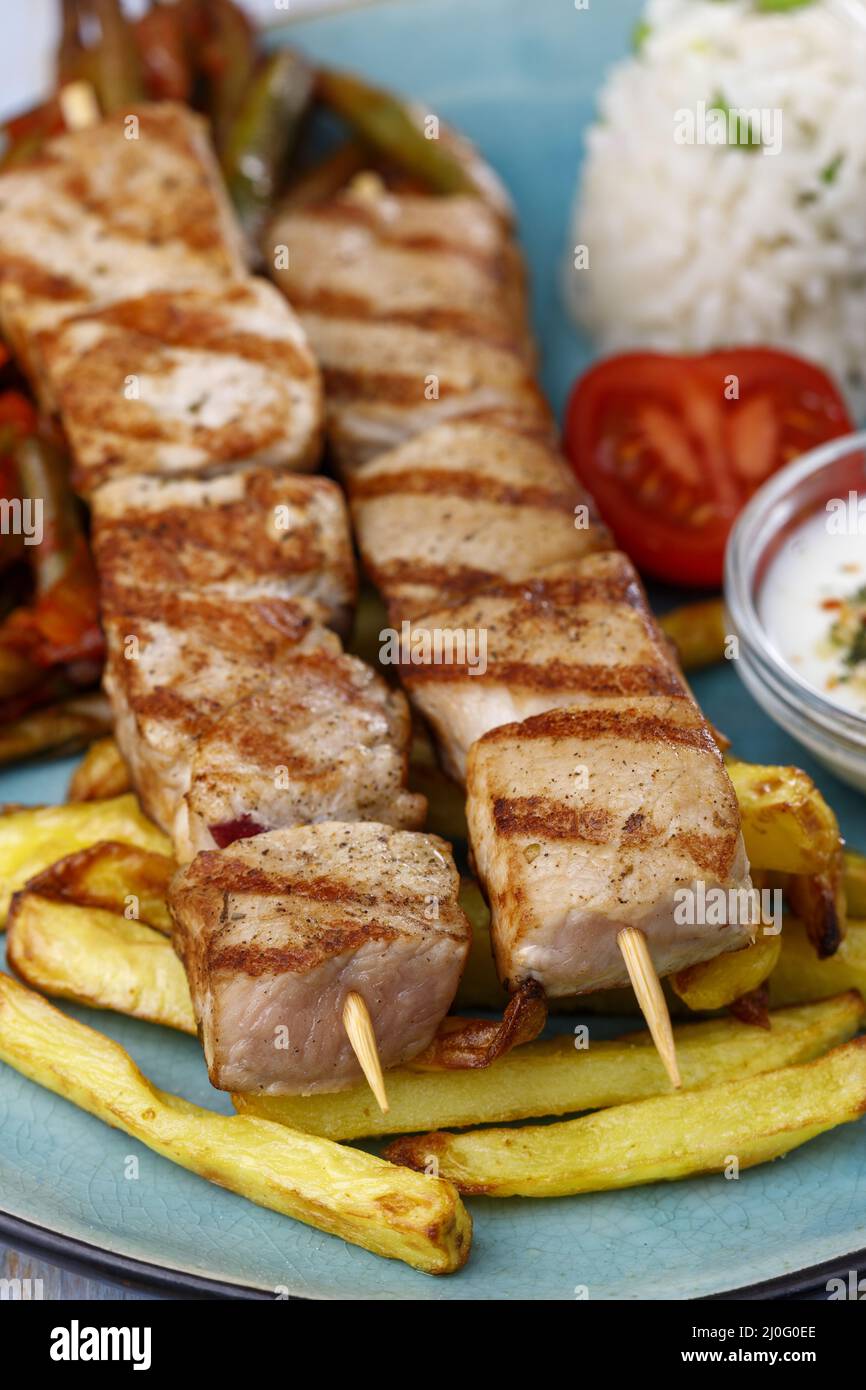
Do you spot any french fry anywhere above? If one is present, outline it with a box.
[80,0,146,111]
[0,795,170,926]
[25,841,175,933]
[0,973,471,1274]
[725,759,842,875]
[234,995,863,1140]
[659,598,727,670]
[844,851,866,918]
[0,694,113,766]
[67,736,131,801]
[133,1,194,104]
[7,895,193,1033]
[770,916,866,1007]
[786,851,846,958]
[197,0,257,151]
[384,1037,866,1198]
[670,934,782,1013]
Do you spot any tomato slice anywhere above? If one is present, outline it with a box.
[564,349,854,587]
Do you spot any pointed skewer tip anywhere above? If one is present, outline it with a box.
[617,926,681,1089]
[342,991,389,1113]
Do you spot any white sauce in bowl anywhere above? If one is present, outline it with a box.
[760,505,866,716]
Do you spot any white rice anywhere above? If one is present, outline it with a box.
[570,0,866,408]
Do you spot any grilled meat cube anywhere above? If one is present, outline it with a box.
[174,650,426,861]
[467,705,752,997]
[0,103,245,403]
[402,551,684,782]
[91,467,357,636]
[168,822,471,1095]
[101,587,335,836]
[40,280,323,495]
[348,420,609,621]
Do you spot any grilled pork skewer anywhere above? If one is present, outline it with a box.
[273,186,753,1081]
[403,549,752,1085]
[271,187,534,363]
[168,822,471,1096]
[0,95,457,1100]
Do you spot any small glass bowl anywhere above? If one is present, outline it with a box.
[724,430,866,794]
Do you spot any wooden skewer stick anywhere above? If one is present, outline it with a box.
[58,81,101,132]
[342,991,389,1114]
[617,926,681,1089]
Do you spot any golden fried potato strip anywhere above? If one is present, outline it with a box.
[384,1038,866,1197]
[0,973,472,1274]
[235,995,863,1140]
[0,796,171,927]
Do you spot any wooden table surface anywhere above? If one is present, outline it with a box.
[1,1243,157,1300]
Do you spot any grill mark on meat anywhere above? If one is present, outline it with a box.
[493,796,614,843]
[77,293,316,378]
[365,557,501,605]
[60,375,309,468]
[286,286,518,347]
[180,857,410,907]
[283,201,506,271]
[349,467,577,511]
[210,922,402,977]
[322,365,544,409]
[96,512,322,585]
[491,798,738,875]
[670,828,740,881]
[407,572,641,618]
[179,856,468,934]
[23,106,243,262]
[0,254,87,302]
[479,706,718,754]
[106,589,318,643]
[402,659,685,697]
[322,365,452,404]
[127,687,220,730]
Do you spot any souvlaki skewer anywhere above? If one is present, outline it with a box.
[0,94,480,1108]
[269,180,755,1084]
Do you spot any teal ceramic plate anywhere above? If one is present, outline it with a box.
[2,0,866,1301]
